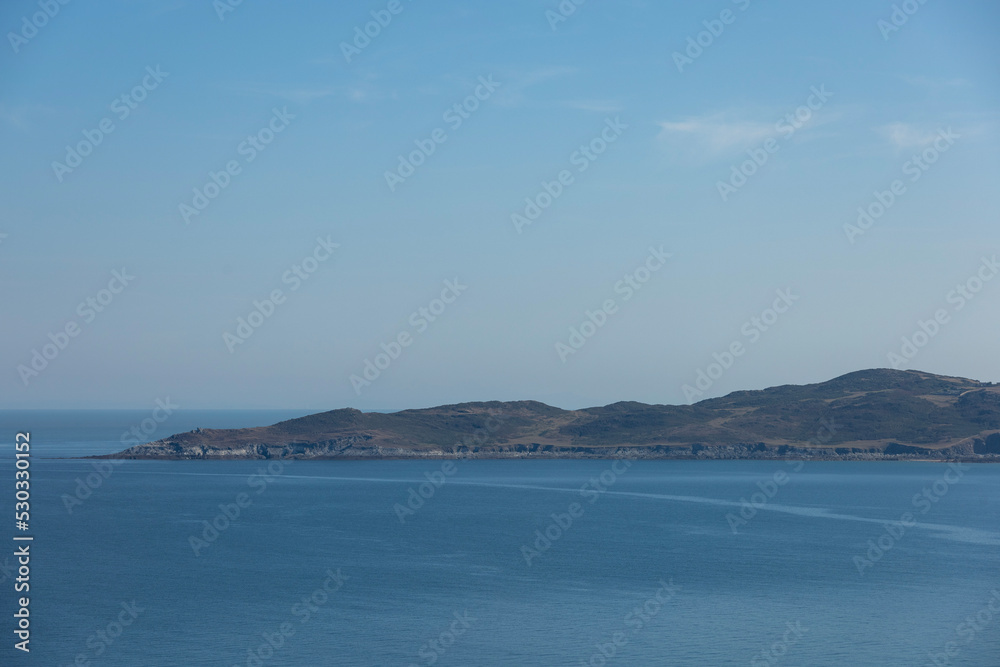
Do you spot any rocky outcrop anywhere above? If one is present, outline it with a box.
[973,433,1000,455]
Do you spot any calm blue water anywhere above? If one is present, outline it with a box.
[1,411,999,666]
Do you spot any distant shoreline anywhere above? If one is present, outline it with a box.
[93,369,1000,463]
[83,450,1000,463]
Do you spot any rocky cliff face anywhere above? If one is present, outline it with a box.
[105,439,997,461]
[101,369,1000,462]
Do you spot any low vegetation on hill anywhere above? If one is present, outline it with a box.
[104,369,1000,461]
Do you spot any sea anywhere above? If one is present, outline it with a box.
[0,410,998,666]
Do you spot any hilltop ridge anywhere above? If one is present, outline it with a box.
[101,369,1000,461]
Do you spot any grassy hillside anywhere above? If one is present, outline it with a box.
[109,369,1000,459]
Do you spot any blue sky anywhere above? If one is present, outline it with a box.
[1,0,998,410]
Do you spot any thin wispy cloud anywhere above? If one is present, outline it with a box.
[879,122,946,149]
[657,113,774,155]
[308,54,343,68]
[0,105,28,128]
[492,66,578,108]
[562,100,625,113]
[0,103,53,129]
[659,101,845,159]
[233,84,339,105]
[231,81,399,105]
[144,0,188,18]
[346,89,368,103]
[902,75,971,89]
